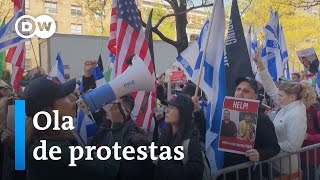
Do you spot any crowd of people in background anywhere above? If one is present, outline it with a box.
[0,55,320,180]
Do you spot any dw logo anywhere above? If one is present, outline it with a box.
[15,15,56,39]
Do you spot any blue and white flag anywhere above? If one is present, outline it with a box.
[246,26,252,59]
[261,9,283,81]
[177,0,225,174]
[251,32,258,75]
[0,10,27,53]
[92,65,106,87]
[317,70,320,95]
[49,53,65,83]
[75,106,97,146]
[279,24,290,79]
[246,26,258,75]
[74,61,106,145]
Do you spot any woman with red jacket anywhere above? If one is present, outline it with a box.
[301,99,320,180]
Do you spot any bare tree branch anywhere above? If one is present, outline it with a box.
[139,10,177,47]
[275,0,320,10]
[240,0,253,16]
[154,3,213,29]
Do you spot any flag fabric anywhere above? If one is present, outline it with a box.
[104,53,115,82]
[75,105,97,146]
[107,0,156,132]
[97,54,104,72]
[12,0,24,11]
[6,0,26,90]
[92,64,106,87]
[11,65,24,89]
[49,53,65,83]
[279,24,290,79]
[246,26,252,58]
[0,19,6,78]
[177,0,226,174]
[177,20,215,99]
[246,26,258,75]
[224,0,254,96]
[74,65,106,145]
[261,9,283,81]
[0,8,25,55]
[0,50,4,78]
[107,0,117,55]
[251,32,258,75]
[0,10,26,53]
[316,69,320,95]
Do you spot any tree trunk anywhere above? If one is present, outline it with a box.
[175,10,189,54]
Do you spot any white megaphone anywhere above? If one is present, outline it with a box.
[76,55,155,114]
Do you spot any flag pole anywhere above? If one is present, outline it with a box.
[194,0,218,98]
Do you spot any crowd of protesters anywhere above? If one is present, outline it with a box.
[0,54,320,180]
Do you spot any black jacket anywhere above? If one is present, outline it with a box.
[193,110,206,143]
[222,105,280,180]
[155,130,204,180]
[116,119,154,180]
[26,123,123,180]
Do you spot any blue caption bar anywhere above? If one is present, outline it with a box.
[15,100,25,170]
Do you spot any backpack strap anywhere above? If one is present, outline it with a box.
[182,139,190,165]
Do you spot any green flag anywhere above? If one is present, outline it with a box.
[104,69,112,82]
[0,18,5,79]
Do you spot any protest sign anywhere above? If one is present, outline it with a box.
[296,47,319,74]
[218,96,259,154]
[170,70,186,83]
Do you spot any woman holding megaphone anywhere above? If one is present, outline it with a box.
[24,76,124,180]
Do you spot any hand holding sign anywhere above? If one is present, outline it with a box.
[246,149,260,162]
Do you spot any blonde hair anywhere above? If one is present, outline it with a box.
[278,80,316,108]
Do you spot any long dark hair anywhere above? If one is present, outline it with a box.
[158,97,194,148]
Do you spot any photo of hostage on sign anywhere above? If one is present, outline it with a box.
[219,96,259,154]
[296,47,319,74]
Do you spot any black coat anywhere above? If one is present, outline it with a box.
[193,110,206,143]
[116,119,155,180]
[155,130,204,180]
[222,106,280,180]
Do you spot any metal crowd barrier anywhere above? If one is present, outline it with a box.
[211,143,320,180]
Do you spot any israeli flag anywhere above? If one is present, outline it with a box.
[0,10,27,53]
[246,26,252,59]
[92,65,106,87]
[74,64,105,145]
[49,53,65,83]
[246,26,258,75]
[251,32,258,75]
[177,0,225,174]
[261,9,283,81]
[279,24,290,79]
[75,107,97,145]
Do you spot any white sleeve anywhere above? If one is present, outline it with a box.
[279,111,307,152]
[257,69,279,103]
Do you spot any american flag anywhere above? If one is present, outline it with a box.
[6,0,25,90]
[107,0,156,131]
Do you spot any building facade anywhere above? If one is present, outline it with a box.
[0,0,207,72]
